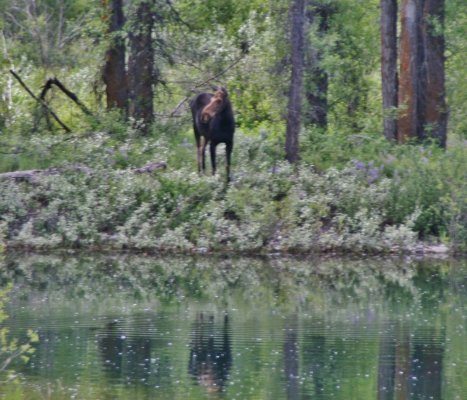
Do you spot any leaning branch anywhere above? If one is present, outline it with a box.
[165,0,192,29]
[196,55,244,90]
[9,69,71,133]
[40,77,94,116]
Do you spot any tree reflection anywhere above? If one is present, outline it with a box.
[376,263,448,400]
[377,322,396,400]
[376,322,446,400]
[283,318,299,400]
[408,264,446,400]
[305,334,327,399]
[410,330,445,399]
[188,312,232,393]
[394,322,411,400]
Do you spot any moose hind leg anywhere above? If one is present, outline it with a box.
[196,137,202,174]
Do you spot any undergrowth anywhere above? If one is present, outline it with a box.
[0,118,466,254]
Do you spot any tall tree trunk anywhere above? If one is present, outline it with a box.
[128,0,155,132]
[380,0,398,141]
[285,0,305,163]
[102,0,127,112]
[398,0,423,144]
[422,0,447,148]
[398,0,447,147]
[303,2,330,129]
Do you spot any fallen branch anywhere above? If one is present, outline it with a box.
[9,69,71,133]
[133,161,167,173]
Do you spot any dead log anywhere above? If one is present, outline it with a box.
[0,162,166,182]
[0,165,92,182]
[0,169,52,182]
[133,161,167,173]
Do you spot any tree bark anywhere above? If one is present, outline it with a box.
[422,0,447,148]
[398,0,423,143]
[398,0,447,147]
[285,0,305,163]
[128,0,155,132]
[380,0,398,141]
[102,0,128,112]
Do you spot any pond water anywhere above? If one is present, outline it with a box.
[0,254,466,399]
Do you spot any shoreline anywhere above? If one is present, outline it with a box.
[2,240,456,261]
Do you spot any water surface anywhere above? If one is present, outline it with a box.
[0,254,466,399]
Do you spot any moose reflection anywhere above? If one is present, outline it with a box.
[188,312,232,392]
[376,323,445,400]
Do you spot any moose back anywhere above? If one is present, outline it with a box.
[190,87,235,181]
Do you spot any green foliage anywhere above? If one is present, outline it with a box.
[437,142,467,249]
[0,151,406,254]
[301,128,391,169]
[0,0,465,254]
[0,0,101,68]
[0,285,38,380]
[0,112,465,255]
[324,0,381,134]
[446,0,467,138]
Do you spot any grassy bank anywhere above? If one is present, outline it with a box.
[1,126,465,256]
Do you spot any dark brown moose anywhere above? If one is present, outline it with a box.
[190,87,235,181]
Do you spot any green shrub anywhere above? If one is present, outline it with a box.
[0,113,465,254]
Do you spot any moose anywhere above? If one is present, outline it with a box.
[190,87,235,181]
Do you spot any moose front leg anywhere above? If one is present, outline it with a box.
[196,136,201,174]
[210,142,217,176]
[225,141,233,182]
[197,136,207,174]
[201,137,208,174]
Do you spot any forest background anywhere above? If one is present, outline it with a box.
[0,0,466,255]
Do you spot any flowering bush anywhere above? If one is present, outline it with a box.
[0,124,465,255]
[0,158,422,255]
